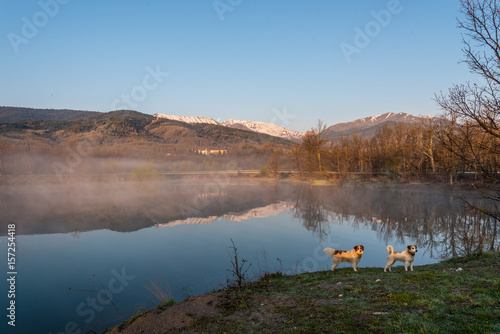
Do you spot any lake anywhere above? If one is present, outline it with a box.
[0,178,498,333]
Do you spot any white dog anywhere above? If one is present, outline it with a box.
[323,245,364,272]
[384,245,418,272]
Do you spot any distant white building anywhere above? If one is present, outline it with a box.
[196,148,227,155]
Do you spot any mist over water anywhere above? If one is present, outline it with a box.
[0,179,498,333]
[0,179,294,234]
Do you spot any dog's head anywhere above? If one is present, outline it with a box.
[354,245,364,256]
[407,245,418,254]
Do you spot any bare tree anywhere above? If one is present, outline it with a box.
[314,120,328,174]
[267,149,282,179]
[435,0,500,219]
[416,117,437,174]
[301,120,328,180]
[291,142,306,178]
[302,131,321,179]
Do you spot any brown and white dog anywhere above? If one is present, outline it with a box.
[384,245,417,272]
[323,245,364,272]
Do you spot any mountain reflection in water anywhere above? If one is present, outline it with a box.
[156,201,294,227]
[1,180,497,259]
[1,179,498,334]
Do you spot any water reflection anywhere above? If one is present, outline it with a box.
[1,180,498,333]
[291,183,499,258]
[292,184,330,241]
[156,201,294,227]
[1,180,498,259]
[0,180,295,234]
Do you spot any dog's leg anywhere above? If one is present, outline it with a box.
[385,260,394,272]
[410,261,414,271]
[352,262,358,272]
[404,261,409,271]
[331,263,338,271]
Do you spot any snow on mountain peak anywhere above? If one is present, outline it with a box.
[153,113,303,141]
[220,119,303,141]
[154,201,294,228]
[153,113,218,125]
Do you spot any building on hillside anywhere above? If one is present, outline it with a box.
[196,148,227,155]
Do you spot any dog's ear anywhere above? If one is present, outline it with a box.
[407,245,411,251]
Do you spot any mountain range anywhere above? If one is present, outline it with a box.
[154,113,304,141]
[0,107,292,161]
[324,112,434,139]
[154,112,433,141]
[0,106,101,122]
[155,201,293,228]
[0,107,434,142]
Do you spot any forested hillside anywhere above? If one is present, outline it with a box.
[0,106,101,122]
[1,106,497,189]
[0,109,292,175]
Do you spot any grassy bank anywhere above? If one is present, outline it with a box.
[105,252,499,334]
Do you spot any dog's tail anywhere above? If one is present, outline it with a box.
[323,248,336,257]
[387,245,394,255]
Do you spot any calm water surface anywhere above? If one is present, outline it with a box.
[0,179,498,333]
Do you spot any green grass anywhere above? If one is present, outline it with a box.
[192,252,500,333]
[104,252,499,334]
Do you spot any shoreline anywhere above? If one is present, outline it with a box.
[0,171,482,188]
[102,252,500,333]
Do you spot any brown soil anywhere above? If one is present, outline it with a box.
[104,290,310,333]
[106,293,221,334]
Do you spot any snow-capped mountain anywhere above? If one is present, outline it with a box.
[329,112,425,131]
[222,201,294,222]
[153,113,218,125]
[221,119,303,142]
[153,113,303,141]
[155,201,294,228]
[325,112,435,139]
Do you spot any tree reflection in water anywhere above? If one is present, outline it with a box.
[292,183,499,259]
[2,180,497,260]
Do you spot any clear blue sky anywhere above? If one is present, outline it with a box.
[0,0,477,132]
